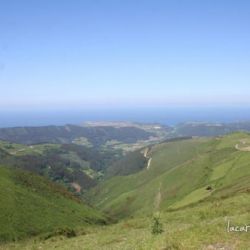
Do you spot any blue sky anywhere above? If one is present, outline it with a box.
[0,0,250,110]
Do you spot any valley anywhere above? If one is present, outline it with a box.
[0,123,249,249]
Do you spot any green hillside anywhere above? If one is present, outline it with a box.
[0,166,106,242]
[1,132,249,249]
[0,141,121,192]
[3,191,249,249]
[91,133,250,218]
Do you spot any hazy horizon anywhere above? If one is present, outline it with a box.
[1,106,250,128]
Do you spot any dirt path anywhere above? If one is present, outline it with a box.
[203,243,235,250]
[11,148,26,155]
[143,147,149,157]
[147,158,152,170]
[154,182,162,211]
[71,182,81,193]
[235,143,250,151]
[143,147,152,170]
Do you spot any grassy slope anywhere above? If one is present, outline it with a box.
[90,137,211,217]
[90,133,250,219]
[1,133,250,249]
[0,167,106,242]
[2,192,249,249]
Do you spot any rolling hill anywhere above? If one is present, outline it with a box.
[0,141,120,192]
[91,132,250,218]
[0,125,154,146]
[172,121,250,137]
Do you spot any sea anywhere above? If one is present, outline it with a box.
[0,106,250,128]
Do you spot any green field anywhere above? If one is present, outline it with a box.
[0,140,60,156]
[0,132,249,249]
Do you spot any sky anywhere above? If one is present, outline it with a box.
[0,0,250,111]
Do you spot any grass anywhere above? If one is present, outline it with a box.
[92,138,209,215]
[169,186,213,209]
[90,133,250,220]
[0,140,60,156]
[72,137,93,147]
[210,160,234,181]
[0,132,249,249]
[1,192,249,249]
[0,167,106,242]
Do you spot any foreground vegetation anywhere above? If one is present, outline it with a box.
[1,192,249,249]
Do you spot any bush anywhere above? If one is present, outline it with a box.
[41,228,77,240]
[151,216,164,235]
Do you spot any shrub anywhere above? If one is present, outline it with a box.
[151,216,164,235]
[41,228,77,240]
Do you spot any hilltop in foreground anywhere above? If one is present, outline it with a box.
[1,132,249,249]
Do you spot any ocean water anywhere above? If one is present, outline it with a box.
[0,107,250,128]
